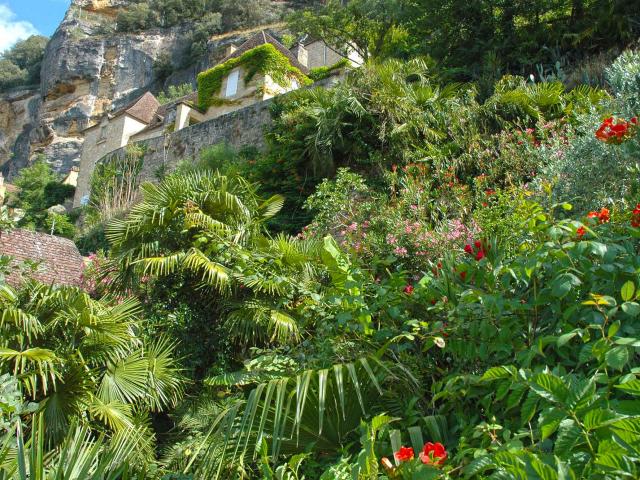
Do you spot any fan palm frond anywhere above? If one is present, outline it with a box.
[190,358,395,478]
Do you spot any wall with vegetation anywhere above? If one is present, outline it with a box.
[77,75,340,201]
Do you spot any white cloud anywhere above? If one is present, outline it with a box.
[0,4,39,53]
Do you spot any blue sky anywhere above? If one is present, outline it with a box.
[1,1,70,52]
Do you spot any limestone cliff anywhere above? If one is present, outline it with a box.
[0,0,289,179]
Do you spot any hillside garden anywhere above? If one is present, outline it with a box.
[2,1,640,479]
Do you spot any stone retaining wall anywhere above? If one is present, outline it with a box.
[102,96,274,185]
[77,75,341,201]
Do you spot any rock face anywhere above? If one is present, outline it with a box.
[0,0,287,179]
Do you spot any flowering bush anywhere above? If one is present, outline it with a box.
[595,116,638,144]
[543,51,640,213]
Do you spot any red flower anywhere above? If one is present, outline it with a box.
[474,240,482,249]
[403,285,414,295]
[485,189,496,196]
[475,249,485,261]
[576,226,586,238]
[595,116,638,144]
[464,244,473,254]
[419,442,448,466]
[598,207,610,224]
[588,208,610,224]
[394,446,414,462]
[631,203,640,228]
[460,271,467,281]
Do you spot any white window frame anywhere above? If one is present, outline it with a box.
[225,68,240,97]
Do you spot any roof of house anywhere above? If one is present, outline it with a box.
[0,228,86,287]
[114,91,161,124]
[220,31,309,74]
[82,92,162,132]
[2,183,20,194]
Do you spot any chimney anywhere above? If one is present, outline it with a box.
[225,44,237,57]
[293,43,308,68]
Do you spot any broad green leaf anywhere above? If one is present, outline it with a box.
[539,407,565,439]
[583,408,621,431]
[530,373,569,403]
[621,302,640,317]
[605,346,629,371]
[554,419,583,457]
[615,379,640,397]
[481,366,516,381]
[621,281,636,302]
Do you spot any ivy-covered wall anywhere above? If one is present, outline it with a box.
[197,43,312,110]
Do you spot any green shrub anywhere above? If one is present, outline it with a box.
[157,83,194,104]
[43,182,75,207]
[44,212,76,239]
[0,35,48,91]
[308,58,350,81]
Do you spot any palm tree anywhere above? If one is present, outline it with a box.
[172,357,417,479]
[0,280,184,444]
[106,170,284,291]
[106,171,324,348]
[0,414,153,479]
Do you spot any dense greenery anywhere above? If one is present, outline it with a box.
[116,0,292,32]
[7,160,77,237]
[0,35,48,92]
[290,0,640,90]
[2,3,640,479]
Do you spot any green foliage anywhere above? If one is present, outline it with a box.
[10,160,75,234]
[116,2,153,32]
[186,12,223,65]
[308,58,350,82]
[0,280,184,446]
[43,181,75,206]
[157,83,194,105]
[44,212,76,238]
[288,0,411,62]
[153,53,175,83]
[89,145,145,220]
[197,43,312,110]
[0,35,48,91]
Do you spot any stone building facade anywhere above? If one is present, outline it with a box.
[74,31,356,207]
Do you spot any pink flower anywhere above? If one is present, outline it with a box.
[394,247,408,256]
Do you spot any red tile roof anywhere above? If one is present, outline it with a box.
[0,229,85,287]
[118,91,161,124]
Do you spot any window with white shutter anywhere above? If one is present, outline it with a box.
[225,69,240,97]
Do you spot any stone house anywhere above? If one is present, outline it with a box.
[74,92,162,206]
[292,36,364,70]
[73,31,358,207]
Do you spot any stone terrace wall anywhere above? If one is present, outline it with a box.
[98,97,275,184]
[86,75,341,187]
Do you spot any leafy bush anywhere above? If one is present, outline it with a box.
[0,35,47,91]
[157,83,194,104]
